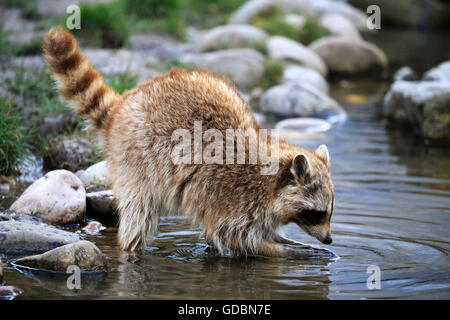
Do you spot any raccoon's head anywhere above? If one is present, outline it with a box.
[274,145,335,245]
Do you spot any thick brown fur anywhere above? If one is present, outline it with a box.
[43,27,335,258]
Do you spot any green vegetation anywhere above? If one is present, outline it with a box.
[0,98,30,175]
[257,59,285,90]
[250,9,329,45]
[73,2,130,48]
[0,26,42,56]
[0,0,40,19]
[105,73,138,94]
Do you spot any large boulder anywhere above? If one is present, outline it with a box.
[13,240,106,273]
[228,0,275,24]
[259,83,346,124]
[43,137,93,172]
[10,170,86,225]
[267,36,327,76]
[309,36,388,74]
[384,81,450,141]
[197,24,268,52]
[423,61,450,82]
[318,13,362,40]
[179,49,265,89]
[0,220,80,254]
[281,65,329,94]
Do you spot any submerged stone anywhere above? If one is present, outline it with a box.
[13,240,106,273]
[0,220,80,255]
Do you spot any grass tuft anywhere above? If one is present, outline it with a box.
[0,98,31,175]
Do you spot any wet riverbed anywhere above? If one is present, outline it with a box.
[1,28,450,299]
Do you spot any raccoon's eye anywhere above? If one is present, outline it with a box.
[301,210,327,225]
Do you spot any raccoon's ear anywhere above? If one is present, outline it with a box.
[291,153,311,180]
[315,144,330,167]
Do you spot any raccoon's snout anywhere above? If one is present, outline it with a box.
[322,235,332,245]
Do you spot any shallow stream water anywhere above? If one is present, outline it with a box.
[1,28,449,299]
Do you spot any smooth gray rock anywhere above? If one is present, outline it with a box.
[259,83,346,124]
[76,161,112,190]
[0,220,80,254]
[423,61,450,82]
[13,240,106,273]
[228,0,275,24]
[319,13,362,40]
[394,66,418,82]
[281,65,329,94]
[179,49,265,88]
[82,221,106,235]
[278,0,367,31]
[267,36,327,76]
[309,36,388,74]
[10,170,86,225]
[275,117,332,133]
[197,24,268,52]
[384,80,450,141]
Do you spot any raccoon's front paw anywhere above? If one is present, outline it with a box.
[283,244,337,260]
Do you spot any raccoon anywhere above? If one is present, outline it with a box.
[43,27,335,259]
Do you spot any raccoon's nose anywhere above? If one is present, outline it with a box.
[322,235,332,245]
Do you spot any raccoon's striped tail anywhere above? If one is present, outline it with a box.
[43,27,120,130]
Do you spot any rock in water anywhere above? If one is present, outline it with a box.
[0,286,23,300]
[267,36,327,76]
[423,61,450,82]
[394,66,418,82]
[10,170,86,225]
[86,190,117,219]
[309,36,388,74]
[179,49,265,89]
[275,117,332,133]
[0,220,80,254]
[83,221,106,235]
[44,137,93,172]
[384,81,450,142]
[13,240,106,273]
[259,83,346,124]
[197,24,268,52]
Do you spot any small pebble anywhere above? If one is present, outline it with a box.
[0,286,23,300]
[83,221,106,234]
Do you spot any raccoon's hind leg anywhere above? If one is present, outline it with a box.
[116,185,159,251]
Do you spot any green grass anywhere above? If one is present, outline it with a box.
[72,2,130,48]
[0,98,31,176]
[126,0,247,39]
[257,59,285,90]
[250,9,329,45]
[0,25,42,56]
[105,73,138,94]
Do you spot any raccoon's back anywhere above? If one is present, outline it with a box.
[112,69,259,136]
